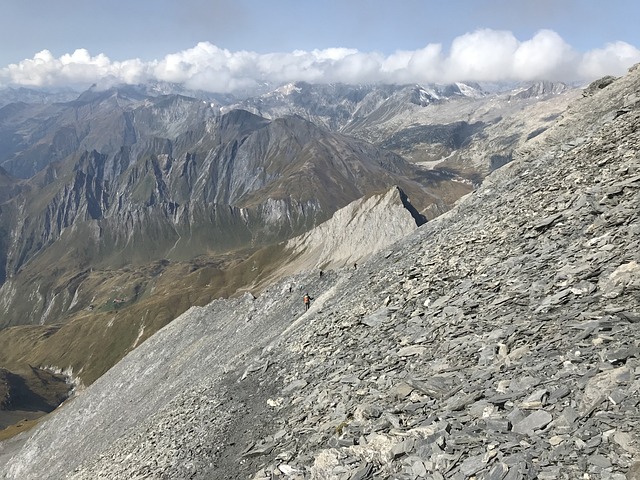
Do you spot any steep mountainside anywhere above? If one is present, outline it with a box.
[0,82,471,428]
[0,169,22,204]
[282,186,424,272]
[0,186,424,387]
[0,77,601,463]
[247,186,425,290]
[0,80,477,424]
[0,104,457,329]
[2,65,638,479]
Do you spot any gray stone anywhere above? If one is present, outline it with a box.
[588,453,613,469]
[512,410,553,435]
[283,379,308,393]
[459,453,488,476]
[627,461,640,480]
[360,308,389,328]
[613,431,638,454]
[396,345,427,357]
[349,462,373,480]
[390,439,415,459]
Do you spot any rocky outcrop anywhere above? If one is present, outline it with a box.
[283,186,422,272]
[2,65,640,479]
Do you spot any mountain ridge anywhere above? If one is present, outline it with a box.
[0,108,455,329]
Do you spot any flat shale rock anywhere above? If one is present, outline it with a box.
[4,66,640,480]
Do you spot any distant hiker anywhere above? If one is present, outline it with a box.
[303,293,311,311]
[353,262,357,270]
[319,270,324,278]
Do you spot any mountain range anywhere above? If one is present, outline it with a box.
[0,77,580,443]
[0,63,638,478]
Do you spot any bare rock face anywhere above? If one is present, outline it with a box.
[3,64,640,479]
[284,186,422,272]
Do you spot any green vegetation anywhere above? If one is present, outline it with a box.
[0,418,40,441]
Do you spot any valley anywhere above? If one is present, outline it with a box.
[0,78,580,447]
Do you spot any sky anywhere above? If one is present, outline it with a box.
[1,0,639,94]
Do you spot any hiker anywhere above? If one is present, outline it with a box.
[353,262,357,270]
[303,293,311,311]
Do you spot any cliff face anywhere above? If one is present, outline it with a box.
[283,186,423,272]
[2,66,639,479]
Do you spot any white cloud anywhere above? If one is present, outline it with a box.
[3,48,134,87]
[446,29,519,82]
[382,44,444,83]
[579,41,640,79]
[1,30,639,93]
[512,30,579,80]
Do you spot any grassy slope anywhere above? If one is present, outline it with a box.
[0,242,289,387]
[0,243,288,439]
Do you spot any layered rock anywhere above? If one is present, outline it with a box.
[282,186,424,273]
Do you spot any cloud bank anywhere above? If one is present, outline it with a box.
[2,29,639,93]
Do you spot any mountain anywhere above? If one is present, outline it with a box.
[0,83,460,397]
[0,86,80,108]
[0,167,22,204]
[228,81,486,131]
[250,186,425,288]
[283,186,425,271]
[2,64,639,478]
[0,80,470,430]
[0,77,582,450]
[0,101,457,328]
[0,185,424,388]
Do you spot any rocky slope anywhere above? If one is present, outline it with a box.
[0,185,424,389]
[0,84,460,433]
[279,186,424,275]
[2,64,639,479]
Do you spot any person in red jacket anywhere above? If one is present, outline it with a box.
[303,293,311,311]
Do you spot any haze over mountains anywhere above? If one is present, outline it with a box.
[1,66,627,477]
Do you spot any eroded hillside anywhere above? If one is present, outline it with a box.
[2,65,639,479]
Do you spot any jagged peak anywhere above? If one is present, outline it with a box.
[284,186,420,271]
[509,80,570,100]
